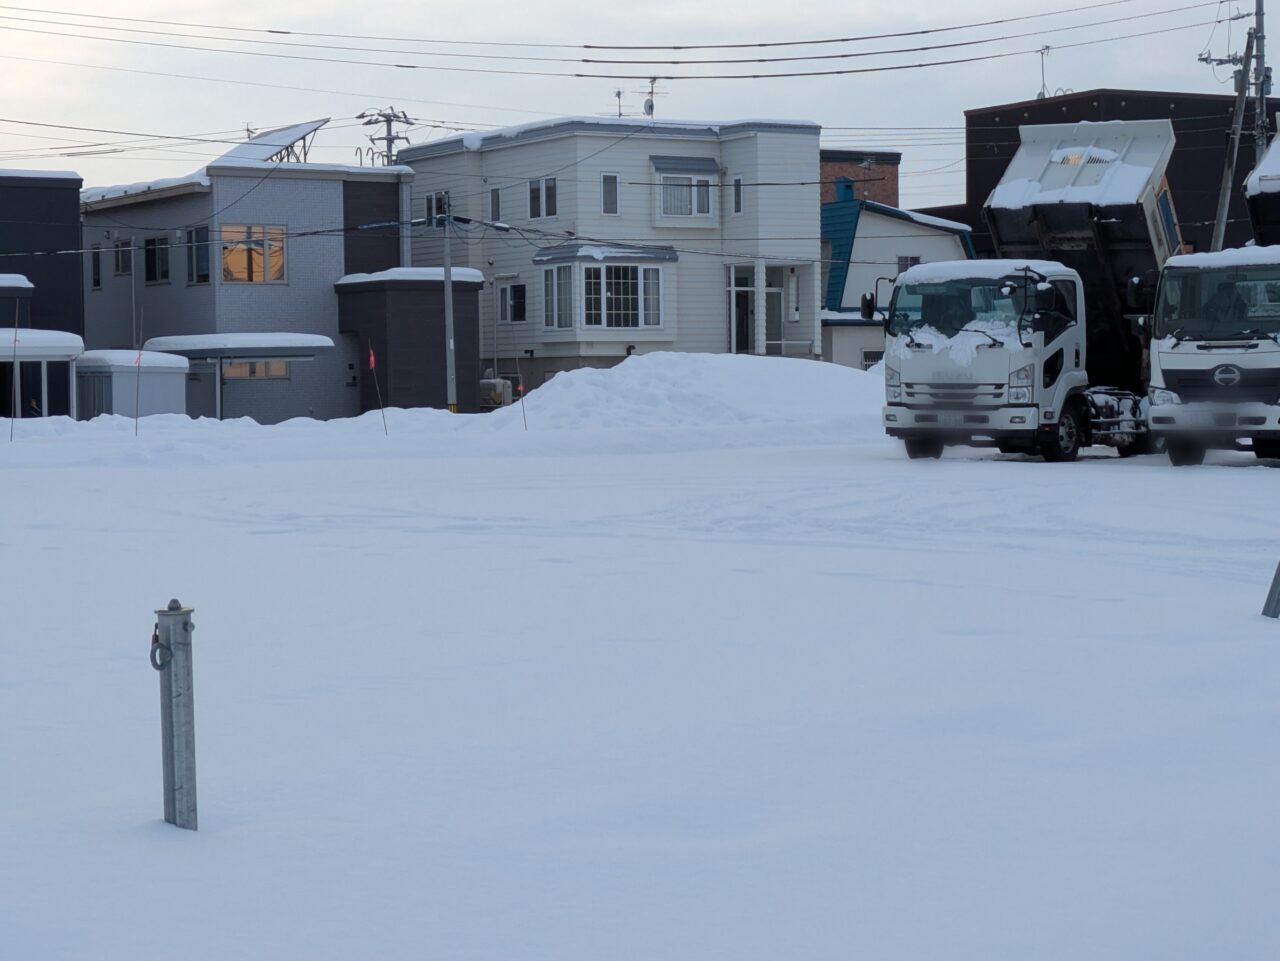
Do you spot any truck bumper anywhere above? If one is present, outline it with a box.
[883,405,1038,443]
[1149,402,1280,449]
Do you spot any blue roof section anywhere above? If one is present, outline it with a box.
[821,198,860,310]
[820,198,976,309]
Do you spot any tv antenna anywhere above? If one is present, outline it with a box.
[636,78,666,118]
[614,89,624,117]
[1036,46,1052,99]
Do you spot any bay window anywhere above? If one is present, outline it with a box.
[661,176,711,217]
[583,265,661,328]
[543,265,573,329]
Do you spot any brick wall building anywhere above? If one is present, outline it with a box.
[820,149,901,207]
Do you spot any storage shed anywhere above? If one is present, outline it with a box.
[75,350,188,419]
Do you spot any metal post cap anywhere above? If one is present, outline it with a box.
[167,598,183,611]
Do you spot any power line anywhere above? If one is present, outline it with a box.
[0,2,1223,67]
[0,0,1151,51]
[0,10,1246,80]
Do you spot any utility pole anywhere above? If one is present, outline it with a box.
[359,107,411,166]
[439,199,458,413]
[1257,0,1271,168]
[1214,29,1257,251]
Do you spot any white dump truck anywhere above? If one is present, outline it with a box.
[873,120,1182,460]
[1142,143,1280,465]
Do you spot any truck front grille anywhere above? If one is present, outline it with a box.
[1165,368,1280,405]
[904,383,1006,408]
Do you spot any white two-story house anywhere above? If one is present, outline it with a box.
[397,117,822,387]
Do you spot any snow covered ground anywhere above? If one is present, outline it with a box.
[2,353,1277,960]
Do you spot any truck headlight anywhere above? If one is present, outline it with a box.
[885,365,901,387]
[1148,387,1181,406]
[886,386,903,403]
[1008,386,1032,404]
[1009,363,1034,387]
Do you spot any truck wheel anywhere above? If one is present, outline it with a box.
[1040,405,1083,462]
[1254,441,1280,460]
[1167,442,1206,467]
[904,439,944,460]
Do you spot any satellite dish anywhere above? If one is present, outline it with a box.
[643,97,654,118]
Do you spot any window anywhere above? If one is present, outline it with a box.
[90,246,101,289]
[144,237,170,283]
[529,178,556,219]
[602,173,619,215]
[500,283,527,323]
[223,361,289,380]
[221,224,285,283]
[897,255,922,274]
[543,265,574,329]
[186,226,210,284]
[661,176,712,217]
[583,265,661,328]
[862,350,885,370]
[733,176,744,214]
[490,187,501,221]
[113,241,132,275]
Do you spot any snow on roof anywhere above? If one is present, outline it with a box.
[1246,139,1280,196]
[335,267,485,286]
[143,333,334,357]
[81,172,210,205]
[219,119,328,163]
[0,274,33,289]
[1165,245,1280,269]
[898,259,1070,284]
[0,168,80,181]
[895,208,972,233]
[408,115,820,156]
[76,350,189,372]
[83,120,408,206]
[0,328,83,361]
[987,119,1173,210]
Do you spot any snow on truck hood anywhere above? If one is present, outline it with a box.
[889,322,1028,368]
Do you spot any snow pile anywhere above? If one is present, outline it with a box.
[1165,245,1280,270]
[898,259,1067,284]
[989,163,1152,209]
[481,352,884,432]
[336,267,486,285]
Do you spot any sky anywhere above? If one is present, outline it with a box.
[0,0,1254,208]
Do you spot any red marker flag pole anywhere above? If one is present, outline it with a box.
[369,341,388,436]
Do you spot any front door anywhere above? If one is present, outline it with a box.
[734,290,752,353]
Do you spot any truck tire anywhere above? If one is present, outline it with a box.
[1167,442,1206,466]
[904,438,944,460]
[1254,441,1280,460]
[1040,405,1083,462]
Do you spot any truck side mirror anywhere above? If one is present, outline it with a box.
[860,292,875,320]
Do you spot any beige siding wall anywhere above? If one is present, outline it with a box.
[842,212,970,310]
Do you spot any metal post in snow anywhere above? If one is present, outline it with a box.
[442,209,458,413]
[1263,562,1280,618]
[151,598,198,830]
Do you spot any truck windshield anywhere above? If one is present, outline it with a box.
[887,276,1038,337]
[1155,265,1280,339]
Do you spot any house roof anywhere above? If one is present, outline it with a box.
[399,116,820,162]
[82,119,409,210]
[964,87,1278,117]
[143,333,334,360]
[0,328,83,361]
[335,267,486,287]
[820,199,976,309]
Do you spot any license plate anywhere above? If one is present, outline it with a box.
[939,411,964,427]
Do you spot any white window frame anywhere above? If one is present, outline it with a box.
[601,172,620,216]
[490,186,501,222]
[219,224,287,285]
[543,265,574,329]
[658,174,715,221]
[499,282,527,323]
[583,264,663,329]
[529,177,556,220]
[732,175,744,215]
